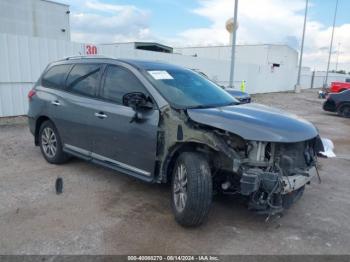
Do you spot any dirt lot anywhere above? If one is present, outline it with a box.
[0,89,349,255]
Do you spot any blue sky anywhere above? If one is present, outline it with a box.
[310,0,349,26]
[62,0,350,70]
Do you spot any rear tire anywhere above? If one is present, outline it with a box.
[337,104,350,118]
[39,120,69,164]
[171,152,212,227]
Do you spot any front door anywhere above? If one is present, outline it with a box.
[90,64,159,179]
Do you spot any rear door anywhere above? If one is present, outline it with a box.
[49,63,103,158]
[39,63,74,146]
[90,64,159,179]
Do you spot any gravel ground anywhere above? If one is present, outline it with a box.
[0,89,349,255]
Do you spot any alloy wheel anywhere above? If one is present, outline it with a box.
[41,127,57,158]
[173,163,188,212]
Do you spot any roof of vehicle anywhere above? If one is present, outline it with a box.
[55,56,183,71]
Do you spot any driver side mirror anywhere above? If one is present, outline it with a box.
[122,92,152,110]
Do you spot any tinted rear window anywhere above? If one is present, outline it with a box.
[66,64,101,97]
[41,64,71,89]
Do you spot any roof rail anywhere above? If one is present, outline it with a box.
[63,55,110,60]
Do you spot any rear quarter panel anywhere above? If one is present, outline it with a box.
[27,86,51,133]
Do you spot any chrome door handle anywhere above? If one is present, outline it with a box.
[94,112,107,119]
[51,100,61,106]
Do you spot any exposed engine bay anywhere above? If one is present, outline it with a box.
[213,133,320,215]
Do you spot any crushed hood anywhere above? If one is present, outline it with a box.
[187,103,318,143]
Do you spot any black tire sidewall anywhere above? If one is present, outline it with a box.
[171,152,212,227]
[39,120,67,164]
[282,186,305,209]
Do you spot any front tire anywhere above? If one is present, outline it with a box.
[39,120,69,164]
[171,152,212,227]
[282,186,305,209]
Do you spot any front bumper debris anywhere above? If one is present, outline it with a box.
[242,166,317,215]
[281,167,317,194]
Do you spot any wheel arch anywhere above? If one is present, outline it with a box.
[337,102,350,117]
[34,115,52,145]
[337,101,350,110]
[161,141,217,184]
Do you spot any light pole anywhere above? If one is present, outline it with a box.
[295,0,309,93]
[228,0,239,88]
[324,0,339,88]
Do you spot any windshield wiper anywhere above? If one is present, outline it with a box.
[186,104,218,109]
[187,102,238,109]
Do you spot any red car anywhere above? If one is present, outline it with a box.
[329,78,350,93]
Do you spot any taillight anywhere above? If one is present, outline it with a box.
[28,89,36,101]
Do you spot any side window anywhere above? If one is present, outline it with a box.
[41,64,70,89]
[101,65,147,104]
[66,64,101,97]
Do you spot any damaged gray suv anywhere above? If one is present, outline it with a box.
[28,57,323,227]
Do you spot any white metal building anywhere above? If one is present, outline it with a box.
[174,44,298,69]
[0,0,70,40]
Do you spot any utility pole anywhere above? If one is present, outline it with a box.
[228,0,239,88]
[324,0,339,88]
[295,0,309,93]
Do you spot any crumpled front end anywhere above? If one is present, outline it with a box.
[183,103,323,215]
[237,139,320,214]
[156,105,322,216]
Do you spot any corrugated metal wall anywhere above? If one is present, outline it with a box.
[174,45,299,69]
[0,33,84,117]
[0,0,70,40]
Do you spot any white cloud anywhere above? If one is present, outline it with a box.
[304,23,350,71]
[172,0,350,71]
[70,0,155,43]
[170,0,306,46]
